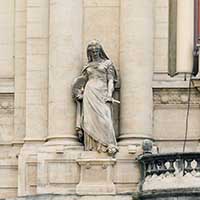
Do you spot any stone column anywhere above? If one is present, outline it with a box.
[46,0,83,145]
[18,0,49,196]
[119,0,154,145]
[24,0,49,143]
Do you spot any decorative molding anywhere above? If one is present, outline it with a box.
[0,79,14,94]
[0,94,14,114]
[153,88,200,105]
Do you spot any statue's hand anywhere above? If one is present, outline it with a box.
[76,93,83,101]
[104,96,112,103]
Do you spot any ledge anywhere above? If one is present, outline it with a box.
[135,188,200,200]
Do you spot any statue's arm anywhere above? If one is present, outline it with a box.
[107,78,114,98]
[107,62,115,99]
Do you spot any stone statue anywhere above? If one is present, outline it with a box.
[142,139,153,154]
[72,40,119,156]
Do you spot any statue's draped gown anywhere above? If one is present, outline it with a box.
[81,60,117,151]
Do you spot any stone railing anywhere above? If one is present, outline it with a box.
[137,152,200,192]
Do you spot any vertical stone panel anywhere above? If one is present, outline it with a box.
[176,0,194,73]
[154,0,169,73]
[14,0,26,144]
[83,0,120,67]
[168,0,177,77]
[25,0,49,141]
[0,0,14,78]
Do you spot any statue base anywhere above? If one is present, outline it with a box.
[76,152,116,195]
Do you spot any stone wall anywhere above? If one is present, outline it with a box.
[152,0,200,152]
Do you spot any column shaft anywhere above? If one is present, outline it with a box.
[119,0,154,145]
[47,0,83,145]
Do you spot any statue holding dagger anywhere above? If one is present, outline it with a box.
[72,40,120,156]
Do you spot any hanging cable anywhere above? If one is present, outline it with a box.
[182,73,193,152]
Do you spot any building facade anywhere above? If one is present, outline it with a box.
[0,0,199,199]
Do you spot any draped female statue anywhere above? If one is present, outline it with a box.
[72,40,119,156]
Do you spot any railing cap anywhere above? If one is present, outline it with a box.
[137,152,200,163]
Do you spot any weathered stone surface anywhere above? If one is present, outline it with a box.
[0,0,198,199]
[37,148,81,194]
[76,152,116,195]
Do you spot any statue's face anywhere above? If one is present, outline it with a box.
[90,45,101,61]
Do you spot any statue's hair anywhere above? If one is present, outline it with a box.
[87,40,109,62]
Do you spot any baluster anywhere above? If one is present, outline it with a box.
[168,158,175,174]
[184,158,193,174]
[151,161,158,175]
[161,159,168,174]
[146,162,152,176]
[156,160,162,175]
[175,157,184,173]
[195,158,200,173]
[157,159,167,175]
[155,160,161,175]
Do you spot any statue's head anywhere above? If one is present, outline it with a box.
[87,40,109,62]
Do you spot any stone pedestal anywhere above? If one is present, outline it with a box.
[76,152,116,195]
[37,146,82,195]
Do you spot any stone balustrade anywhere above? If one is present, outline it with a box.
[137,152,200,192]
